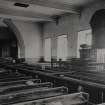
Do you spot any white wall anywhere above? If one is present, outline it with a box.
[13,20,43,63]
[43,14,79,59]
[10,0,105,63]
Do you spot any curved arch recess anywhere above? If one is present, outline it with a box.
[4,19,25,58]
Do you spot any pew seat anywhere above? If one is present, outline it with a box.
[0,76,32,82]
[12,92,89,105]
[0,79,41,87]
[0,86,67,104]
[98,103,105,105]
[0,82,53,94]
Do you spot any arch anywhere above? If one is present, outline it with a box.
[90,9,105,28]
[3,19,25,58]
[89,9,105,48]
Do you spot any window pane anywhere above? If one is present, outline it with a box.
[57,35,68,61]
[44,38,51,61]
[77,30,92,58]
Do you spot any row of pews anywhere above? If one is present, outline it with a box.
[4,62,105,104]
[2,58,105,104]
[0,66,90,105]
[10,63,105,86]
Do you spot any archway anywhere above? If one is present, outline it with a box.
[90,9,105,48]
[0,26,18,58]
[4,19,25,58]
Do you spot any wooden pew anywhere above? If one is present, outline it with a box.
[0,72,10,76]
[14,65,54,73]
[15,64,72,73]
[98,103,105,105]
[50,71,76,76]
[61,70,105,85]
[0,74,24,79]
[0,76,32,82]
[12,92,89,105]
[0,82,53,94]
[15,64,41,71]
[0,79,41,87]
[0,86,67,104]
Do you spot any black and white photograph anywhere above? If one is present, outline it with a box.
[0,0,104,105]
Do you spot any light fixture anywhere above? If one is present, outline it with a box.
[14,3,29,8]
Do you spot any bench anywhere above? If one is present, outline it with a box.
[13,92,89,105]
[0,86,67,104]
[0,79,41,87]
[0,82,53,94]
[0,76,32,82]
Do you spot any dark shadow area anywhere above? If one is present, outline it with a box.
[0,27,18,58]
[90,9,105,48]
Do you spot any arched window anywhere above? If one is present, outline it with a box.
[77,30,92,58]
[44,38,51,61]
[57,35,68,61]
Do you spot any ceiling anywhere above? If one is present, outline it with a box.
[48,0,100,6]
[0,0,101,23]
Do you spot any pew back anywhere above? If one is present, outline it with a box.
[13,92,89,105]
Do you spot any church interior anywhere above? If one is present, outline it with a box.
[0,0,105,105]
